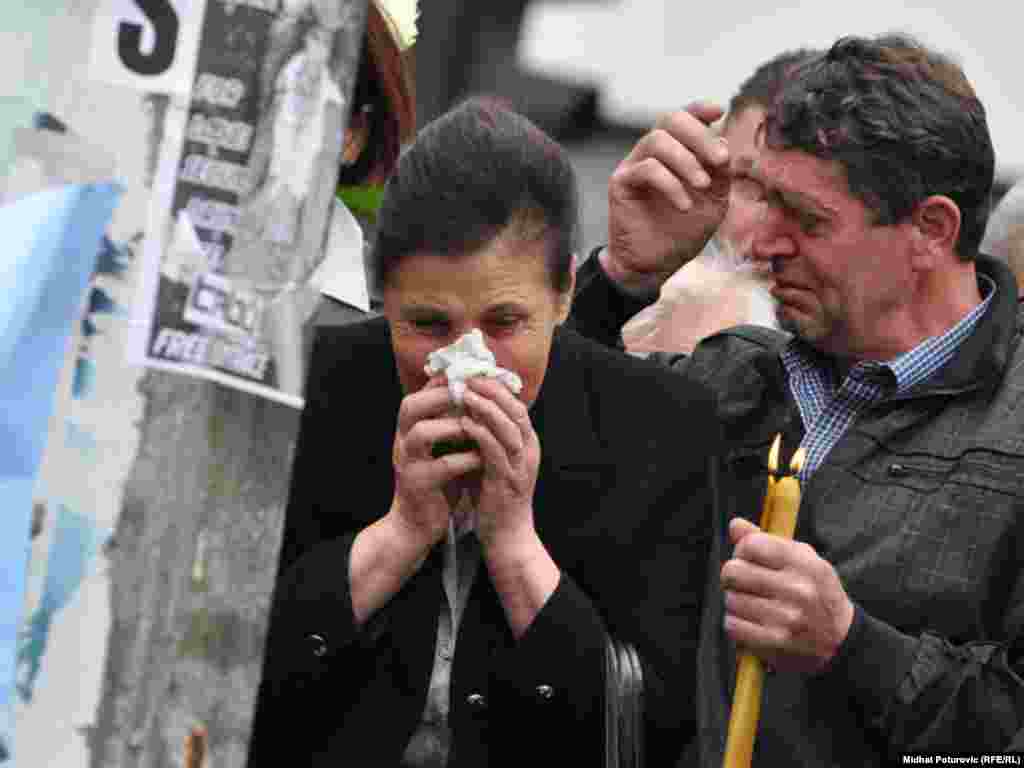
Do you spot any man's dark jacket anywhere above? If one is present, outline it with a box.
[568,252,1024,766]
[247,317,722,767]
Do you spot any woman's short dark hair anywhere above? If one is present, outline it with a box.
[371,98,579,295]
[763,34,994,260]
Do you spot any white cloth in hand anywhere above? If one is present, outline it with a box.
[424,329,523,406]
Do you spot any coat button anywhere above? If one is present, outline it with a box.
[535,684,555,701]
[466,693,487,711]
[308,633,328,658]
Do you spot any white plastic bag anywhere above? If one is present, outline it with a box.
[622,236,778,355]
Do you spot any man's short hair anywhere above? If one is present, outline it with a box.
[727,48,819,122]
[763,34,995,260]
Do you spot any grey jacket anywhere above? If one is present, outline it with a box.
[568,252,1024,765]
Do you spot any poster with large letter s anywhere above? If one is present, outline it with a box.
[88,0,207,96]
[6,0,367,765]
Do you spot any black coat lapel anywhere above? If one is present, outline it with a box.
[530,326,607,471]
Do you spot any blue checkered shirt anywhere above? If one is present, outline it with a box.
[782,276,995,482]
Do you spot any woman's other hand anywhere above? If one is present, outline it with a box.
[460,377,558,638]
[459,377,541,548]
[388,377,482,551]
[350,378,481,626]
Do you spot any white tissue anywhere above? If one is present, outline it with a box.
[424,329,523,405]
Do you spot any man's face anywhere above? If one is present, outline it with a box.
[750,147,916,361]
[719,106,768,258]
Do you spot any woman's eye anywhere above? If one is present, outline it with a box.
[489,315,522,330]
[414,318,449,334]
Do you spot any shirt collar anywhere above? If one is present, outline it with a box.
[781,273,995,395]
[884,274,994,393]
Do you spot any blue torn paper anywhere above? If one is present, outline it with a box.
[0,182,122,756]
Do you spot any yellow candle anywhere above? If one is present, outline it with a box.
[758,435,781,530]
[769,448,805,540]
[768,475,800,538]
[724,654,765,768]
[723,435,783,768]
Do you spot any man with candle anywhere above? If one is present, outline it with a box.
[569,33,1024,766]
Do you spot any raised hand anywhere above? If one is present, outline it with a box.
[606,102,732,293]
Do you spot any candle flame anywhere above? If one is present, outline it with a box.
[768,434,781,474]
[790,447,807,474]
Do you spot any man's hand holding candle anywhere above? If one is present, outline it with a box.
[721,517,856,674]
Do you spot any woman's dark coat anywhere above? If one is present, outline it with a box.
[247,317,721,767]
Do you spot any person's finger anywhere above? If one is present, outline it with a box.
[724,550,827,620]
[623,106,721,171]
[462,389,524,460]
[724,612,791,657]
[403,415,470,459]
[641,127,719,191]
[733,524,803,571]
[466,378,533,441]
[724,589,801,629]
[728,516,760,545]
[404,449,482,489]
[396,386,454,434]
[613,157,695,212]
[652,109,731,171]
[651,102,726,134]
[682,100,727,126]
[460,413,509,472]
[720,556,780,598]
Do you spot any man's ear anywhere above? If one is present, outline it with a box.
[911,195,961,267]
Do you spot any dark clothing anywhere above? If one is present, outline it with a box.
[248,317,722,768]
[567,251,1024,766]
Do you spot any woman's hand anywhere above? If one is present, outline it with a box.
[350,379,480,626]
[460,377,558,637]
[388,378,482,552]
[459,377,542,550]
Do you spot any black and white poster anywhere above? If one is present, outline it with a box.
[128,0,365,406]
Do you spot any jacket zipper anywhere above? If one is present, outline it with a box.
[887,462,949,479]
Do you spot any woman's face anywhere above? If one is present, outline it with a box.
[382,232,573,407]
